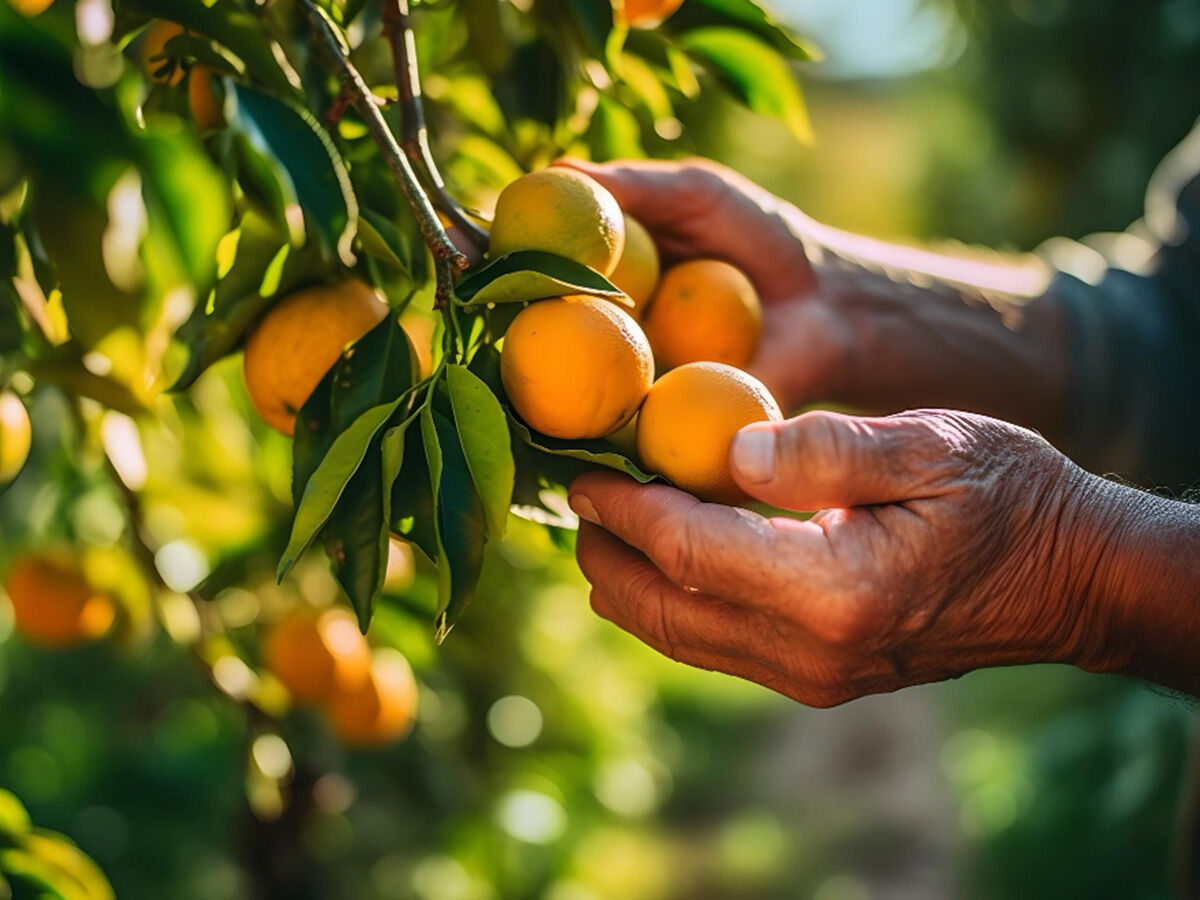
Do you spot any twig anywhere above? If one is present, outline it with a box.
[383,0,491,253]
[298,0,468,306]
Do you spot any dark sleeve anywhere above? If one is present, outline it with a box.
[1052,121,1200,490]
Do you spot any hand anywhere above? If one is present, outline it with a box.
[569,409,1125,706]
[558,158,1069,439]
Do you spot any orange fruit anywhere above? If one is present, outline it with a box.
[609,214,660,317]
[617,0,685,27]
[188,66,224,130]
[142,21,185,86]
[7,0,55,17]
[4,552,116,648]
[0,390,31,489]
[326,649,418,747]
[264,608,372,704]
[636,362,781,503]
[489,169,625,276]
[643,259,761,370]
[243,280,388,436]
[501,295,653,439]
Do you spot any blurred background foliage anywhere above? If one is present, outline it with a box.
[1,0,1198,898]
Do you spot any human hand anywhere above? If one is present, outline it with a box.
[569,409,1126,706]
[559,158,1068,438]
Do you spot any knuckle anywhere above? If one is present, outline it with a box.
[648,520,695,585]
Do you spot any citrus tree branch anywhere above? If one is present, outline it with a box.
[383,0,490,252]
[298,0,468,306]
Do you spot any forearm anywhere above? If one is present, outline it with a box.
[793,218,1072,440]
[1075,476,1200,696]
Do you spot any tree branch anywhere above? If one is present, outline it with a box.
[298,0,468,306]
[383,0,491,253]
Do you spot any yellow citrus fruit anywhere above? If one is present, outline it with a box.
[489,169,625,276]
[264,607,372,704]
[643,259,762,370]
[618,0,685,27]
[243,280,388,436]
[636,362,781,503]
[0,391,31,489]
[609,214,660,317]
[188,66,224,130]
[501,295,653,439]
[3,552,116,648]
[326,649,418,747]
[142,21,185,86]
[7,0,55,17]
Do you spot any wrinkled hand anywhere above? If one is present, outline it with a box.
[558,158,1068,437]
[558,158,842,411]
[569,409,1118,706]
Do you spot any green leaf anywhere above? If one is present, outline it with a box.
[169,212,319,392]
[454,251,627,307]
[421,406,486,642]
[0,791,31,843]
[389,422,440,564]
[117,0,301,94]
[324,421,406,631]
[680,27,812,144]
[281,315,419,577]
[508,411,655,483]
[669,0,819,61]
[228,84,359,265]
[446,365,514,540]
[566,0,615,54]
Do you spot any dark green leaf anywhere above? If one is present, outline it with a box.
[446,364,514,540]
[508,411,655,482]
[229,84,359,264]
[281,315,419,576]
[422,406,486,642]
[668,0,819,61]
[454,250,627,306]
[680,27,812,143]
[390,420,440,564]
[566,0,615,54]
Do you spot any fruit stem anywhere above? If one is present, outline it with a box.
[382,0,491,253]
[298,0,468,307]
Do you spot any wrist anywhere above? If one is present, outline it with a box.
[1065,473,1200,694]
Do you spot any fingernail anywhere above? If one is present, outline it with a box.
[569,494,601,525]
[731,429,776,484]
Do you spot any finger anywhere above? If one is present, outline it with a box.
[586,582,800,694]
[553,158,814,301]
[575,522,765,657]
[729,410,964,511]
[568,470,791,601]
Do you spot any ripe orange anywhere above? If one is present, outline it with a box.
[636,362,781,503]
[0,390,31,489]
[7,0,55,17]
[643,259,762,370]
[325,649,418,747]
[264,607,372,704]
[489,169,625,276]
[609,214,660,317]
[617,0,685,27]
[188,66,224,130]
[141,21,185,86]
[243,280,388,436]
[501,295,654,439]
[3,552,116,648]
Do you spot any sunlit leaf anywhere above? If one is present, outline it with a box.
[669,0,820,61]
[681,27,812,144]
[508,412,655,482]
[454,250,627,306]
[228,84,359,265]
[446,364,514,539]
[422,405,486,642]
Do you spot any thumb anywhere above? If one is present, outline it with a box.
[729,410,955,511]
